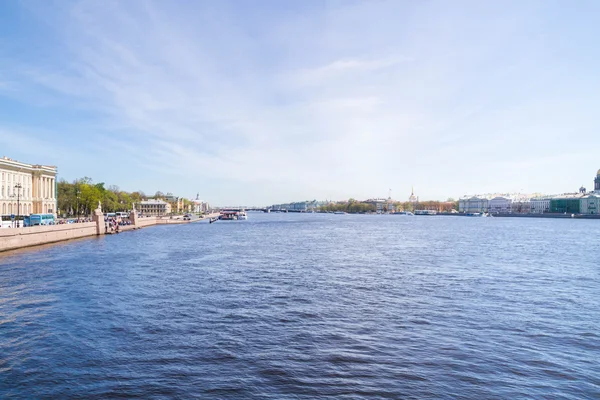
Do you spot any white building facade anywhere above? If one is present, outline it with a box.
[0,156,57,216]
[138,200,171,216]
[530,197,551,214]
[488,196,512,214]
[482,194,533,214]
[459,196,490,213]
[581,194,600,215]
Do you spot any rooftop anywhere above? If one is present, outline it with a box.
[1,156,57,171]
[551,193,587,199]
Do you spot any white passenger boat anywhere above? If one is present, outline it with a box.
[219,209,248,221]
[465,212,489,217]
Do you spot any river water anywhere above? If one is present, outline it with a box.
[1,213,599,399]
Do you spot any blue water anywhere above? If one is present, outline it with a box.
[1,213,599,399]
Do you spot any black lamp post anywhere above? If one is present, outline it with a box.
[9,193,15,227]
[75,190,80,222]
[14,183,22,228]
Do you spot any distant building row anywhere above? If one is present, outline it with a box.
[136,195,210,216]
[459,169,600,215]
[270,200,322,211]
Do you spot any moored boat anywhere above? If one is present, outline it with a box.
[219,209,248,221]
[465,212,489,217]
[393,211,414,216]
[414,210,437,216]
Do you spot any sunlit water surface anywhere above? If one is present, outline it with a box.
[1,213,599,399]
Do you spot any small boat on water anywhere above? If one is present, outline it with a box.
[218,209,248,221]
[414,210,437,216]
[465,212,489,217]
[393,211,414,216]
[333,211,347,215]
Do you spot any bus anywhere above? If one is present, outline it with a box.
[27,214,55,226]
[1,215,24,228]
[1,215,13,228]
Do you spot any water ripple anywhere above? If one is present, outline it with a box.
[1,214,599,399]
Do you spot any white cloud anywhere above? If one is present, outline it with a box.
[1,0,600,204]
[0,127,61,161]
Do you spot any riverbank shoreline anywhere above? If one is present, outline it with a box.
[436,213,600,219]
[0,213,220,253]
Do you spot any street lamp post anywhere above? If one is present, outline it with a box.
[75,186,80,222]
[14,183,22,228]
[9,193,15,228]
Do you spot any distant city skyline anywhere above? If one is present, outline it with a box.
[1,1,599,205]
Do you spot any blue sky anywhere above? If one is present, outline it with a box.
[1,0,599,205]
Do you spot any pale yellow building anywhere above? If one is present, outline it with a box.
[138,199,172,216]
[0,156,57,216]
[164,193,184,213]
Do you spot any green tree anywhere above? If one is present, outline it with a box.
[104,191,118,212]
[118,192,132,211]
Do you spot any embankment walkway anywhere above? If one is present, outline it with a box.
[0,210,220,253]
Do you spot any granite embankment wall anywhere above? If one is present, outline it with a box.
[0,222,98,252]
[0,214,209,253]
[116,217,187,233]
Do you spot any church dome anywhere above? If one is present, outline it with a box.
[597,169,600,176]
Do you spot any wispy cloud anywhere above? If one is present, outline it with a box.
[291,56,411,86]
[0,127,60,160]
[1,0,600,203]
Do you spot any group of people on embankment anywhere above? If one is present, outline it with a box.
[104,217,131,234]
